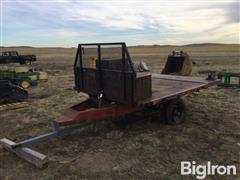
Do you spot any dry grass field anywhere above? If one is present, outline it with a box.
[0,44,239,179]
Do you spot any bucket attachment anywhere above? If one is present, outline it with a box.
[162,51,192,76]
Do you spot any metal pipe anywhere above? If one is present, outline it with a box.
[11,123,87,149]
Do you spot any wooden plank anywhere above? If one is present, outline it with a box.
[152,74,211,84]
[0,138,48,168]
[139,83,206,106]
[0,102,28,111]
[138,75,219,106]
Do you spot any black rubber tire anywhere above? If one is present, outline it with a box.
[164,98,186,125]
[25,60,31,65]
[0,96,16,104]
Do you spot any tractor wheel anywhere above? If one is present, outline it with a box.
[164,98,186,125]
[19,80,30,89]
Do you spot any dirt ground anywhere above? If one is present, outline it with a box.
[0,44,239,179]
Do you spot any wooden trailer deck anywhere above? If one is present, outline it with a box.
[138,74,218,106]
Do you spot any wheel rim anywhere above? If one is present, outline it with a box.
[25,60,31,65]
[171,104,184,123]
[21,81,30,89]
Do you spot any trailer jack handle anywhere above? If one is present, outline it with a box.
[98,91,104,108]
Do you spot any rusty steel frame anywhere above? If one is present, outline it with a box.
[7,98,139,149]
[57,98,139,126]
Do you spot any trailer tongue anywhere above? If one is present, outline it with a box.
[0,43,219,167]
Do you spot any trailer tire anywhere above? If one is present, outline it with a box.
[164,98,186,125]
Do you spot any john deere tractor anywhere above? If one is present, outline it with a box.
[0,65,40,89]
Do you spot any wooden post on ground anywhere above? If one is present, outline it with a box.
[0,138,48,168]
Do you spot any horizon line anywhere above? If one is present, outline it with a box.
[1,42,240,49]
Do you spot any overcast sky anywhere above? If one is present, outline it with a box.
[0,0,239,47]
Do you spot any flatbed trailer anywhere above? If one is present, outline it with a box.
[56,73,218,126]
[0,43,219,168]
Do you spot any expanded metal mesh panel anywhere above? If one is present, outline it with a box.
[99,45,123,71]
[101,45,122,60]
[82,45,98,68]
[80,45,125,70]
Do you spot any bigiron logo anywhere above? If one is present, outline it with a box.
[181,161,237,179]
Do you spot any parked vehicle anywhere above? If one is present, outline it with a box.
[0,51,36,65]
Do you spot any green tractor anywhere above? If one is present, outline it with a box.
[0,65,39,89]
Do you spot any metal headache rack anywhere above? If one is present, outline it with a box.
[74,42,152,105]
